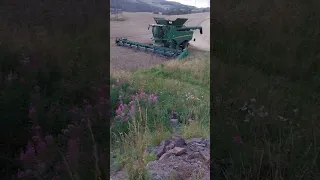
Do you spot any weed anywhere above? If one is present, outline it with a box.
[181,120,209,139]
[150,130,172,147]
[143,152,157,165]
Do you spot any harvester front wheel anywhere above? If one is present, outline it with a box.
[180,41,189,49]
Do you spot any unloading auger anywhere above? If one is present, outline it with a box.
[115,17,203,60]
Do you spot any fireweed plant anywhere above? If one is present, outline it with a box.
[110,84,160,141]
[110,78,198,142]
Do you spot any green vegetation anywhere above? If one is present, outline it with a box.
[110,53,210,179]
[212,0,320,179]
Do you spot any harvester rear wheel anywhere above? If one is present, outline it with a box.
[171,40,177,49]
[164,41,170,48]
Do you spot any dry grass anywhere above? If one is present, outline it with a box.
[110,69,131,81]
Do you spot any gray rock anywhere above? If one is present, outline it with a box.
[147,136,210,180]
[188,152,201,160]
[186,138,203,144]
[156,146,166,159]
[170,119,179,126]
[148,171,166,180]
[159,152,174,161]
[160,139,170,146]
[202,138,210,147]
[165,142,175,152]
[156,140,170,159]
[169,147,187,156]
[172,136,186,147]
[200,151,210,162]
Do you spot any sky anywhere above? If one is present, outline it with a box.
[166,0,210,8]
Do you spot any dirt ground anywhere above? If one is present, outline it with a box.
[110,12,210,71]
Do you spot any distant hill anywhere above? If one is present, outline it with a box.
[110,0,198,12]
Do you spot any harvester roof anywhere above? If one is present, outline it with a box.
[153,17,188,27]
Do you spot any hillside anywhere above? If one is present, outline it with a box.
[110,0,197,12]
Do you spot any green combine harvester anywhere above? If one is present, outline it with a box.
[115,17,203,60]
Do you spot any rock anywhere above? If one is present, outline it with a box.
[160,139,170,146]
[199,151,210,162]
[156,146,166,159]
[170,119,179,126]
[148,171,166,180]
[188,152,202,160]
[186,138,203,144]
[159,152,174,161]
[165,142,175,152]
[188,143,204,152]
[172,136,186,147]
[110,169,128,180]
[202,138,210,147]
[156,140,170,158]
[169,147,187,156]
[146,135,210,180]
[194,142,206,147]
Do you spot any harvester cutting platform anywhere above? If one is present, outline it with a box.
[115,17,203,60]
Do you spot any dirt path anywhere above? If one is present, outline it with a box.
[110,12,210,71]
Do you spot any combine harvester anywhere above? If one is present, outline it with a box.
[115,17,203,60]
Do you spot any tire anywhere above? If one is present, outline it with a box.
[180,40,189,49]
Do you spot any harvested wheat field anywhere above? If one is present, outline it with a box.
[110,12,210,71]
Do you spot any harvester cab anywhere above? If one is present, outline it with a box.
[148,17,203,50]
[115,17,203,60]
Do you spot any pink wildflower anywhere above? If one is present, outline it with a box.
[129,104,135,116]
[153,94,158,103]
[116,107,121,114]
